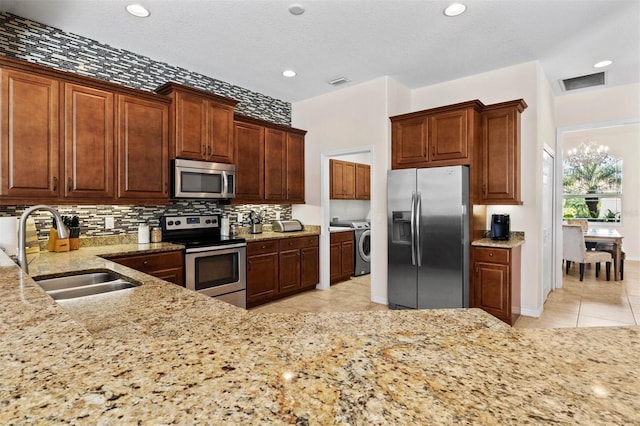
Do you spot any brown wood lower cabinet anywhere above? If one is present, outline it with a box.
[330,231,355,284]
[106,250,184,286]
[247,235,319,308]
[472,245,521,325]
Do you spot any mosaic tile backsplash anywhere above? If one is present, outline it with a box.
[0,203,292,242]
[0,12,290,125]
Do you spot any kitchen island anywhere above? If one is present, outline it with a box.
[1,246,638,424]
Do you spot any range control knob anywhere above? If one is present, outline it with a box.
[167,221,174,226]
[175,220,181,226]
[205,219,211,224]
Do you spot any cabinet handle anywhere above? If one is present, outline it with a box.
[53,176,58,192]
[208,146,212,156]
[489,252,494,257]
[67,177,72,193]
[143,260,149,266]
[483,184,487,196]
[202,144,206,156]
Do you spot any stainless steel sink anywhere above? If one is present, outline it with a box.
[34,271,140,300]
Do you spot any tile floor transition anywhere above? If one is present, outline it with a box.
[250,261,639,328]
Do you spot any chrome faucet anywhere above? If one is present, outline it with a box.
[17,205,69,274]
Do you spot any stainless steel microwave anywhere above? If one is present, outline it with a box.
[172,158,236,199]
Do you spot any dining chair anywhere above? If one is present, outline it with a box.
[562,225,612,281]
[594,243,626,280]
[567,218,597,249]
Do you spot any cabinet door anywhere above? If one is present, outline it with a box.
[429,108,469,162]
[279,249,301,294]
[264,128,286,201]
[206,100,234,163]
[474,262,509,320]
[116,95,169,200]
[355,163,370,200]
[301,245,319,288]
[341,240,355,280]
[330,159,355,199]
[247,252,279,305]
[481,105,521,204]
[64,83,114,199]
[391,116,428,169]
[0,68,59,198]
[174,91,207,160]
[330,242,342,283]
[285,132,305,203]
[234,121,264,201]
[148,268,185,286]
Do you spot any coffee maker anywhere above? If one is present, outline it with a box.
[491,214,510,240]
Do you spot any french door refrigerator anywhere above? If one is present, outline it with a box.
[387,166,470,309]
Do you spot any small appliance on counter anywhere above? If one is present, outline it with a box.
[272,219,304,232]
[491,214,511,240]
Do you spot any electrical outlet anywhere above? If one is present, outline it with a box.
[237,213,243,223]
[105,216,115,229]
[275,211,281,220]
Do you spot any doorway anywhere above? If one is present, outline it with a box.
[319,147,374,301]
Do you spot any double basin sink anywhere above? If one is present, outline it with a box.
[35,271,140,300]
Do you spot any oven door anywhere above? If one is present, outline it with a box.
[185,244,246,306]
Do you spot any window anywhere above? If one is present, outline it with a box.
[563,141,622,223]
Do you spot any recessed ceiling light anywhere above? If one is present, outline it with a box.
[593,60,613,68]
[126,4,150,18]
[444,3,466,17]
[289,4,305,16]
[282,70,297,78]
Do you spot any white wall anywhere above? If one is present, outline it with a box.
[555,83,640,127]
[292,77,409,303]
[411,61,549,316]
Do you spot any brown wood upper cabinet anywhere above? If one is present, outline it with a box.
[64,83,114,200]
[156,82,238,163]
[234,114,306,204]
[116,95,169,201]
[0,56,171,205]
[330,159,370,200]
[1,67,60,199]
[479,99,527,205]
[391,100,483,169]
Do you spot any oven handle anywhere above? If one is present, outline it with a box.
[186,243,247,254]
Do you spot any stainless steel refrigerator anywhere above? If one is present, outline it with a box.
[387,166,469,309]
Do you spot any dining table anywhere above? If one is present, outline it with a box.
[584,228,624,281]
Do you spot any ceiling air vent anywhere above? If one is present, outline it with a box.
[327,77,350,86]
[561,72,605,91]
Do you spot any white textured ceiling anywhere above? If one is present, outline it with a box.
[0,0,638,102]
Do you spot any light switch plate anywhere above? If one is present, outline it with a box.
[105,216,115,229]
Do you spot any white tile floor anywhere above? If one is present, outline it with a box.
[250,261,639,329]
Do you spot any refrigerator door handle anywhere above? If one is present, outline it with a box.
[410,191,417,266]
[416,191,422,267]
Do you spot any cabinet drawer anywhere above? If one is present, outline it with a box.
[279,235,318,251]
[474,247,509,264]
[247,240,279,255]
[109,250,183,272]
[330,230,354,244]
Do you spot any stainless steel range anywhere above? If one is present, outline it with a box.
[161,215,246,308]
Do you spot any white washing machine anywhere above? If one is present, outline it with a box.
[331,219,371,276]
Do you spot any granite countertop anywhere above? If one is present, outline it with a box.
[239,225,320,242]
[472,232,525,248]
[1,244,638,424]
